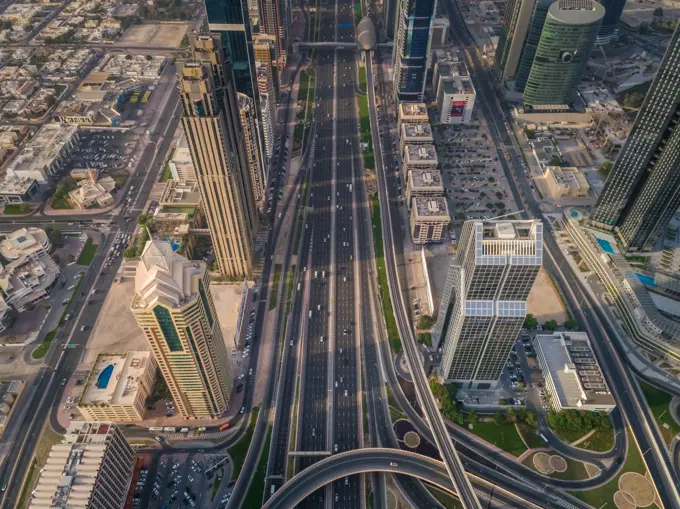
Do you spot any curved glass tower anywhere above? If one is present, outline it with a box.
[597,0,627,44]
[522,0,604,107]
[514,0,554,92]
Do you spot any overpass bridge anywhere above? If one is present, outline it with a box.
[261,449,584,509]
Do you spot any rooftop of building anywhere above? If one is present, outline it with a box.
[30,421,122,509]
[433,48,463,65]
[477,219,541,241]
[7,123,78,176]
[405,144,438,163]
[399,102,428,118]
[409,169,444,189]
[0,227,49,260]
[402,123,433,139]
[549,0,605,25]
[546,165,589,188]
[159,180,200,207]
[441,77,475,95]
[132,240,205,310]
[80,352,152,407]
[534,331,615,409]
[579,86,624,113]
[0,176,37,195]
[437,61,469,78]
[413,197,449,218]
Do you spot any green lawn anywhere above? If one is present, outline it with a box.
[571,430,654,507]
[160,149,176,182]
[31,328,57,360]
[3,203,33,215]
[228,407,259,479]
[285,265,295,315]
[517,423,545,449]
[639,381,680,445]
[76,239,97,265]
[242,427,272,507]
[466,421,526,457]
[575,428,615,452]
[357,95,374,170]
[358,66,367,93]
[269,264,282,310]
[371,195,400,353]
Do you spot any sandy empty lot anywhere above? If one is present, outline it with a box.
[527,268,568,324]
[117,23,188,48]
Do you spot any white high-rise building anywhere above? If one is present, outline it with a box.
[30,421,135,509]
[433,220,542,387]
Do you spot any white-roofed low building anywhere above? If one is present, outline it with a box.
[0,227,50,260]
[78,352,156,423]
[29,421,134,509]
[534,331,616,413]
[410,197,450,244]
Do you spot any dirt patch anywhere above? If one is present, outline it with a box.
[618,472,655,507]
[533,452,553,474]
[614,490,637,509]
[527,267,568,324]
[403,431,421,448]
[117,24,188,48]
[549,455,567,473]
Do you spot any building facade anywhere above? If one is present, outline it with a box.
[436,76,476,124]
[132,241,233,419]
[169,133,197,181]
[406,169,444,205]
[597,0,627,44]
[238,93,266,204]
[494,0,536,82]
[590,26,680,251]
[522,0,604,107]
[392,0,437,101]
[432,220,542,386]
[258,0,284,63]
[179,34,257,277]
[256,61,276,162]
[30,422,135,509]
[514,0,554,93]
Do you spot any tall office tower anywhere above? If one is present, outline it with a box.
[590,26,680,251]
[432,220,542,387]
[179,34,257,277]
[253,39,273,67]
[597,0,627,44]
[30,422,135,509]
[238,92,266,204]
[258,0,284,63]
[494,0,536,82]
[132,240,233,419]
[514,0,554,92]
[522,0,604,107]
[256,61,276,160]
[392,0,437,102]
[205,0,258,99]
[385,0,398,39]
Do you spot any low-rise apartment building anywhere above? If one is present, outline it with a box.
[400,123,434,156]
[397,102,429,131]
[406,169,444,205]
[410,197,450,244]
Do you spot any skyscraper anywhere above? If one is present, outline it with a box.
[256,60,276,161]
[392,0,437,102]
[258,0,284,63]
[494,0,537,82]
[204,0,258,98]
[238,92,266,204]
[590,26,680,251]
[432,220,542,386]
[522,0,604,107]
[514,0,554,92]
[179,34,257,277]
[597,0,627,44]
[30,422,135,509]
[132,240,233,419]
[385,0,398,39]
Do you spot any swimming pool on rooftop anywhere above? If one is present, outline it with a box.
[596,238,615,254]
[96,364,114,389]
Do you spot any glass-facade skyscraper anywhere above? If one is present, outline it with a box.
[597,0,627,44]
[432,220,542,387]
[392,0,437,102]
[522,0,604,107]
[514,0,553,92]
[591,26,680,252]
[494,0,537,82]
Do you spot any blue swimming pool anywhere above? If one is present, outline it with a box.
[163,235,181,252]
[636,274,657,287]
[97,364,114,389]
[571,210,579,217]
[596,238,615,254]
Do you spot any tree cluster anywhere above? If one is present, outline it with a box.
[546,409,611,434]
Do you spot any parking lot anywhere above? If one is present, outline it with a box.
[137,453,233,509]
[65,131,136,174]
[433,123,519,230]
